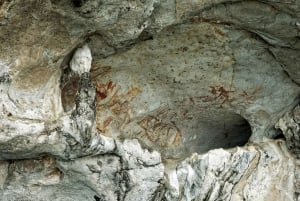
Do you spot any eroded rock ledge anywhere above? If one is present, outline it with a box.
[0,0,300,200]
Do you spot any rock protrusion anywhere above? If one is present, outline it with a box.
[70,45,92,75]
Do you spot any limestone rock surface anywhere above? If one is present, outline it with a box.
[0,0,300,201]
[165,141,297,201]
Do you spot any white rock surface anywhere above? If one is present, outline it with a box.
[70,45,92,75]
[165,141,298,201]
[0,0,300,201]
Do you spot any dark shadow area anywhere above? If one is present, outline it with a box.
[267,127,286,140]
[153,109,253,161]
[72,0,85,7]
[272,129,286,140]
[61,71,79,112]
[94,195,101,201]
[273,133,286,140]
[191,112,252,151]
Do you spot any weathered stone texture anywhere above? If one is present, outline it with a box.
[0,0,300,200]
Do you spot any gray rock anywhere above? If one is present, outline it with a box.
[0,0,300,200]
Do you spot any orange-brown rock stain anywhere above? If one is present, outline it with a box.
[94,79,141,136]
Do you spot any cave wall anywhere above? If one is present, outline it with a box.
[0,0,300,200]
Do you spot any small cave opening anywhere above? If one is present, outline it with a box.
[273,133,286,140]
[163,110,252,161]
[268,127,286,140]
[72,0,85,7]
[93,195,101,201]
[192,112,252,151]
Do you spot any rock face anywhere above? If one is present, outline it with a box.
[165,141,297,201]
[0,0,300,200]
